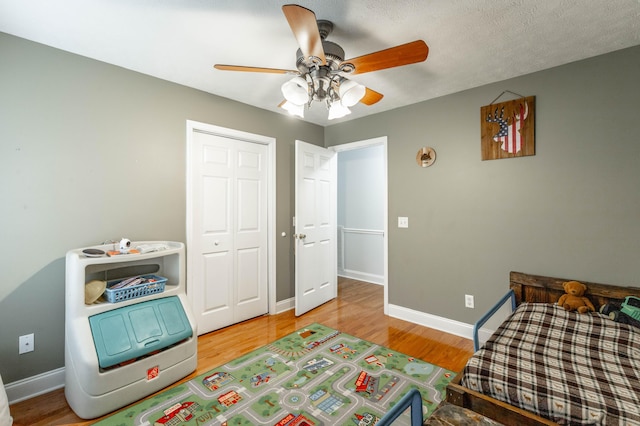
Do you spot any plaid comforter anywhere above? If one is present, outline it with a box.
[461,303,640,425]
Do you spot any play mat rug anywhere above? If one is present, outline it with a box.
[94,323,454,426]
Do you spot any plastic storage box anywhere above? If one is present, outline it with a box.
[65,241,197,419]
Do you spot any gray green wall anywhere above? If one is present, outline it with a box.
[0,32,323,384]
[326,45,640,325]
[1,29,639,386]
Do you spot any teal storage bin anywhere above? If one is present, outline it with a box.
[89,296,192,369]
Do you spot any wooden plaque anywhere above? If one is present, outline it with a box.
[481,96,535,160]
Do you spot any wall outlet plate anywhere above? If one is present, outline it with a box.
[398,217,409,228]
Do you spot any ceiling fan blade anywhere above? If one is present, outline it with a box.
[214,64,298,74]
[360,87,384,105]
[282,4,326,65]
[343,40,429,75]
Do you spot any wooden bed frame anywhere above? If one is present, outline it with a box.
[446,271,640,426]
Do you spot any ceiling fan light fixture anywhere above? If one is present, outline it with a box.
[281,76,309,106]
[215,5,431,123]
[339,80,366,107]
[328,100,351,120]
[281,100,305,118]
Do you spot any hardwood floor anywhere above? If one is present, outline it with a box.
[9,278,474,425]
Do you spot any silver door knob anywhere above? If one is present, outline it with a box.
[294,233,307,239]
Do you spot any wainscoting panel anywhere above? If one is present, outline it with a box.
[338,226,384,284]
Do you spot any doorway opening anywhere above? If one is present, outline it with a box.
[333,137,388,314]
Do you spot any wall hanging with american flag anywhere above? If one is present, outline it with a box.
[481,95,535,160]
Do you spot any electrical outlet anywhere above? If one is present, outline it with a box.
[465,294,475,309]
[19,333,34,354]
[398,216,409,228]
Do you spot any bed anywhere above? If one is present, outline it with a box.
[446,271,640,426]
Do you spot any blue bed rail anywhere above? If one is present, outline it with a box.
[377,388,423,426]
[377,291,517,425]
[472,289,516,351]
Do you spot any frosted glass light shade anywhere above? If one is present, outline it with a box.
[281,77,309,105]
[339,80,366,107]
[328,101,351,120]
[281,100,304,118]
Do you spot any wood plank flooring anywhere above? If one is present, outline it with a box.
[9,277,474,425]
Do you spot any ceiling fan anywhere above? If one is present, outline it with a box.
[214,4,429,120]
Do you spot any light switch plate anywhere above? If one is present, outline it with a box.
[19,333,34,354]
[465,294,475,309]
[398,217,409,228]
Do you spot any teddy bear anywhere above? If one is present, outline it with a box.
[557,280,595,313]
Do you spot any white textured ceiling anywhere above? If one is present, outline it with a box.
[1,0,639,126]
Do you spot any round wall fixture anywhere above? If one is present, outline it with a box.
[416,147,436,167]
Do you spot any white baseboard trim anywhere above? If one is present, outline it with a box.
[5,367,65,405]
[277,298,495,344]
[275,297,294,314]
[388,303,495,343]
[337,270,383,285]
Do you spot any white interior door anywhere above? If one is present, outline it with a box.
[295,140,337,316]
[187,124,272,335]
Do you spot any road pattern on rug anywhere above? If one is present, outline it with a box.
[95,323,454,426]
